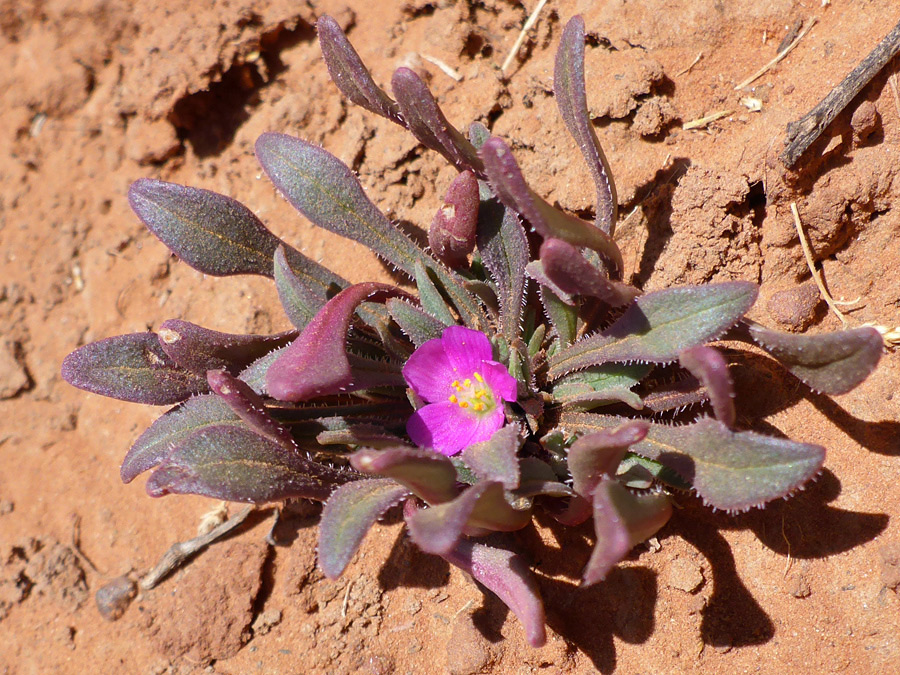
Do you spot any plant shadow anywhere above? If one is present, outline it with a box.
[504,462,887,671]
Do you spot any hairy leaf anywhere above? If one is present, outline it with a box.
[386,298,445,347]
[554,16,618,235]
[145,424,351,502]
[583,480,672,586]
[748,323,882,395]
[256,133,485,329]
[559,413,825,511]
[391,67,483,172]
[539,283,578,347]
[274,245,336,328]
[157,319,296,375]
[317,15,403,125]
[128,179,318,282]
[318,478,411,579]
[440,540,547,648]
[121,394,236,483]
[256,132,422,276]
[414,260,457,326]
[267,282,409,401]
[540,238,638,307]
[316,424,404,448]
[460,424,522,489]
[548,282,758,379]
[567,420,649,498]
[207,370,297,451]
[477,201,529,342]
[351,446,458,504]
[678,345,735,427]
[62,332,207,405]
[407,481,530,555]
[552,363,650,410]
[480,137,624,277]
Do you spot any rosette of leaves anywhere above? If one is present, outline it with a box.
[61,15,883,647]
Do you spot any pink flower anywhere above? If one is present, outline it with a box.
[402,326,517,456]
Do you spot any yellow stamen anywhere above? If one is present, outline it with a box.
[451,380,459,388]
[463,378,472,387]
[474,372,484,383]
[473,402,484,411]
[449,394,458,403]
[475,389,485,398]
[460,401,469,408]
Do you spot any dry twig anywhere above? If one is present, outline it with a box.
[140,506,253,590]
[781,18,900,167]
[501,0,550,76]
[683,109,734,130]
[735,17,817,91]
[790,202,849,326]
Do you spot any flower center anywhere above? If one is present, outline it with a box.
[447,371,495,413]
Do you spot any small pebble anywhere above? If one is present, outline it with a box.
[766,282,822,331]
[95,575,137,621]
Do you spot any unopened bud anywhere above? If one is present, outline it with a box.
[428,170,479,267]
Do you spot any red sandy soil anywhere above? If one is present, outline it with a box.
[2,1,899,673]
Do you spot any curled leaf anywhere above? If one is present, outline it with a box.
[548,282,758,379]
[318,478,411,579]
[406,481,530,555]
[391,67,483,172]
[539,238,638,307]
[207,369,297,451]
[267,282,410,402]
[554,16,618,235]
[583,480,671,586]
[678,345,735,427]
[351,446,458,504]
[567,420,649,498]
[480,136,624,278]
[62,332,207,405]
[440,541,547,648]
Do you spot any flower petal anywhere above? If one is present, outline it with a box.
[481,360,518,402]
[407,402,505,456]
[441,326,493,377]
[401,335,456,402]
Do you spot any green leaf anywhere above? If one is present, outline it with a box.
[62,332,207,405]
[414,260,457,326]
[552,363,651,410]
[548,282,758,379]
[121,394,236,483]
[477,202,529,342]
[559,413,825,511]
[386,298,445,347]
[318,478,411,579]
[460,424,522,489]
[145,424,352,503]
[748,323,882,395]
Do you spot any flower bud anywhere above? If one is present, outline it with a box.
[428,170,479,267]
